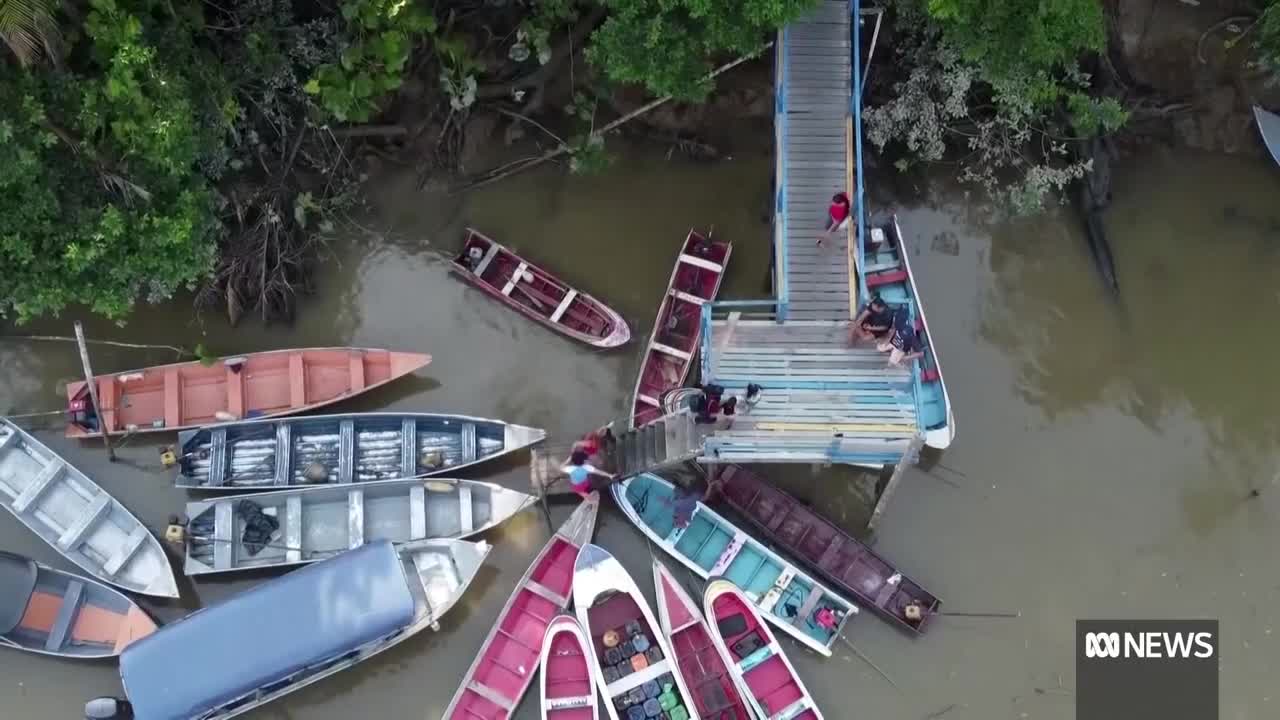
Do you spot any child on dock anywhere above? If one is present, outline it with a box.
[817,192,851,247]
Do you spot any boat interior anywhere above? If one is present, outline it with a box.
[182,415,507,488]
[625,475,844,648]
[659,574,752,720]
[543,623,594,720]
[711,590,817,720]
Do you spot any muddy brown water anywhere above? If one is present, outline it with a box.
[1,144,1278,720]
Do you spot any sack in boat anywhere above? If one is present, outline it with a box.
[716,613,747,637]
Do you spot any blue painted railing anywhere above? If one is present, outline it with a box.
[850,0,869,308]
[774,26,791,322]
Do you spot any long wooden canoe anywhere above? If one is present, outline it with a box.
[175,412,545,490]
[709,464,941,634]
[704,579,823,720]
[183,477,533,575]
[573,544,700,720]
[631,230,731,427]
[540,614,600,720]
[0,419,178,598]
[451,229,631,348]
[443,493,600,720]
[116,539,489,720]
[65,347,431,438]
[612,473,856,657]
[0,551,157,658]
[652,560,754,720]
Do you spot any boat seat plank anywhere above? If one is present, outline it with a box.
[44,579,84,652]
[337,419,355,484]
[57,493,111,551]
[815,535,845,575]
[207,428,228,488]
[285,495,303,563]
[409,485,427,539]
[678,253,723,272]
[605,658,673,696]
[501,262,529,296]
[225,365,245,420]
[524,578,568,607]
[274,422,292,486]
[652,342,692,361]
[0,428,20,457]
[214,501,233,570]
[794,583,826,624]
[708,532,747,577]
[348,353,365,393]
[758,569,795,613]
[467,680,515,711]
[671,289,707,306]
[458,484,473,534]
[460,423,477,463]
[104,525,149,577]
[637,394,661,407]
[288,354,306,408]
[549,289,578,323]
[163,369,180,430]
[348,490,364,549]
[12,460,63,514]
[471,241,501,278]
[400,418,417,478]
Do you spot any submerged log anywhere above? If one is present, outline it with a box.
[1074,133,1121,296]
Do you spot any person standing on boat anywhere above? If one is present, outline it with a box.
[561,450,612,499]
[849,294,893,345]
[817,192,851,247]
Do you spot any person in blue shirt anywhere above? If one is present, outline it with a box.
[560,450,612,498]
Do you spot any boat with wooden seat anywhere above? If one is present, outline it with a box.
[540,614,599,720]
[175,412,546,490]
[451,228,631,348]
[708,464,940,634]
[612,473,856,657]
[0,552,157,658]
[182,477,532,576]
[443,493,600,720]
[107,538,489,720]
[573,544,700,720]
[704,579,823,720]
[0,419,178,598]
[65,347,431,438]
[859,217,953,448]
[632,229,731,427]
[652,560,754,720]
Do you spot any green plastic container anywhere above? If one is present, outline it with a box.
[668,705,689,720]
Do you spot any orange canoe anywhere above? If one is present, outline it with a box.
[65,347,430,438]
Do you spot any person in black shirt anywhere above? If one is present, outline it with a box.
[849,295,893,344]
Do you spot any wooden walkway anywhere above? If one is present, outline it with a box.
[776,0,853,322]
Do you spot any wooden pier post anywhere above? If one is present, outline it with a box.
[530,448,555,535]
[867,434,923,530]
[73,322,115,462]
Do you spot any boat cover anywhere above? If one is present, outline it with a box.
[120,541,415,720]
[0,553,37,635]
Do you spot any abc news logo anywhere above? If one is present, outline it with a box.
[1083,630,1215,660]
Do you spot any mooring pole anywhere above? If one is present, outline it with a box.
[73,322,115,462]
[530,448,554,535]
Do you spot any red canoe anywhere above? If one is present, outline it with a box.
[652,560,754,720]
[710,464,941,635]
[443,494,600,720]
[451,229,631,348]
[631,229,731,427]
[705,579,824,720]
[539,614,599,720]
[65,347,430,438]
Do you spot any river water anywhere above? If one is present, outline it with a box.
[1,144,1278,720]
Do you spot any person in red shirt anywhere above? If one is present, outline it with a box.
[817,191,851,247]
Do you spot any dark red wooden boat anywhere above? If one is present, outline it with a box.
[451,229,631,348]
[631,229,731,427]
[652,560,754,720]
[709,464,941,635]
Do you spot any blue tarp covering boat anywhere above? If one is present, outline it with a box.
[120,540,414,720]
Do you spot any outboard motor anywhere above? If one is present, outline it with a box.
[85,697,133,720]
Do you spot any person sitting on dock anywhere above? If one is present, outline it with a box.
[817,192,851,247]
[849,294,893,345]
[561,450,613,499]
[880,310,925,367]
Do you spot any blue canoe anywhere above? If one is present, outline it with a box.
[612,473,857,657]
[861,216,955,449]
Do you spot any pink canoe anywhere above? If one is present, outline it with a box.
[451,229,631,349]
[540,614,599,720]
[443,494,599,720]
[653,562,753,720]
[631,229,731,427]
[704,579,823,720]
[65,347,430,438]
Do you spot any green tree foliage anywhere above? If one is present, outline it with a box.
[588,0,817,99]
[0,0,60,65]
[1253,1,1280,84]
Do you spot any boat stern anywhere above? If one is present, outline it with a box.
[596,315,632,349]
[485,483,538,527]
